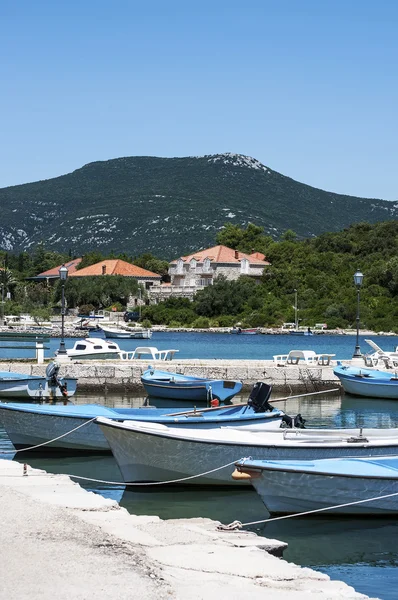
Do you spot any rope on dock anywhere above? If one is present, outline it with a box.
[217,490,398,530]
[16,459,242,486]
[0,418,97,454]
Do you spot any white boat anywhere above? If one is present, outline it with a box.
[0,398,288,453]
[95,419,398,486]
[54,337,123,360]
[234,456,398,515]
[0,362,77,400]
[100,325,152,339]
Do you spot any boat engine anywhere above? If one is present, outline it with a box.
[247,382,273,413]
[45,361,68,399]
[280,413,306,428]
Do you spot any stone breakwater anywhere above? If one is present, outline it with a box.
[0,359,341,393]
[0,460,374,600]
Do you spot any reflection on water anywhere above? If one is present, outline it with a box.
[2,390,398,599]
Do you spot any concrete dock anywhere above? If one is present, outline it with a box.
[0,459,375,599]
[0,359,341,394]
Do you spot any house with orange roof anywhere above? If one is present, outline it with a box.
[69,259,161,290]
[28,258,83,282]
[150,245,269,301]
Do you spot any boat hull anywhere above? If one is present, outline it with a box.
[141,369,242,402]
[0,403,284,453]
[0,374,77,400]
[97,421,398,486]
[246,462,398,515]
[334,365,398,399]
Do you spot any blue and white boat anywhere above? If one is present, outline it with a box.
[0,362,77,400]
[96,420,398,486]
[234,456,398,515]
[141,367,243,402]
[334,364,398,399]
[0,395,287,453]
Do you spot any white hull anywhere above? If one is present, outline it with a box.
[97,420,398,486]
[251,469,398,515]
[0,410,108,452]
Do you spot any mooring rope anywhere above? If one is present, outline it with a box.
[0,417,97,454]
[218,490,398,530]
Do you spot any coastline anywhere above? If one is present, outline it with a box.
[0,459,374,599]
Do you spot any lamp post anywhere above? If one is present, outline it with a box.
[58,264,69,355]
[352,270,364,359]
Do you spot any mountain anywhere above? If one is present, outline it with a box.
[0,153,397,259]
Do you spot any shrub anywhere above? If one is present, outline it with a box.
[192,316,210,328]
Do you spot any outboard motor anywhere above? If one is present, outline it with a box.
[280,413,306,429]
[247,382,273,413]
[45,361,68,400]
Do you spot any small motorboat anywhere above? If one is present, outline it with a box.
[0,362,77,400]
[95,418,398,486]
[0,383,296,453]
[55,337,124,360]
[100,325,152,339]
[230,327,258,335]
[334,364,398,399]
[233,456,398,516]
[141,367,242,401]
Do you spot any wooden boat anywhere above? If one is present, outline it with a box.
[0,362,77,400]
[100,325,152,339]
[334,364,398,399]
[0,388,287,453]
[95,419,398,486]
[141,367,242,401]
[233,456,398,515]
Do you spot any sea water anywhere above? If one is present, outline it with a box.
[1,389,398,599]
[0,330,396,361]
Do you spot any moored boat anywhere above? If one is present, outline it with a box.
[0,362,77,400]
[100,325,152,339]
[233,456,398,515]
[0,388,287,453]
[95,419,398,486]
[55,337,124,360]
[230,327,258,335]
[141,367,242,402]
[334,364,398,399]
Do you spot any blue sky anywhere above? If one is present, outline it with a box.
[0,0,397,199]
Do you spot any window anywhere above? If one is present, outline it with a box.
[240,258,249,274]
[76,344,86,350]
[190,259,197,271]
[176,259,184,274]
[203,257,211,272]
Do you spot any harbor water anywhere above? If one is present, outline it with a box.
[0,330,397,361]
[1,388,398,600]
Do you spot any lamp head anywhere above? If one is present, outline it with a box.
[59,264,69,281]
[353,270,364,287]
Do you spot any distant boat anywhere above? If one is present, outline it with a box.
[55,338,123,360]
[334,364,398,399]
[230,327,258,335]
[234,456,398,516]
[0,361,77,400]
[100,325,152,339]
[141,367,243,402]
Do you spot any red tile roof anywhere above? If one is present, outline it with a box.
[171,245,269,265]
[36,258,83,277]
[69,259,161,279]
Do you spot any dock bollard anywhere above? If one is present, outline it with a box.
[23,464,28,476]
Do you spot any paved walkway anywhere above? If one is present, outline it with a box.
[0,460,375,599]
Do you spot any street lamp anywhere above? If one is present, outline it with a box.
[352,270,364,359]
[58,264,69,355]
